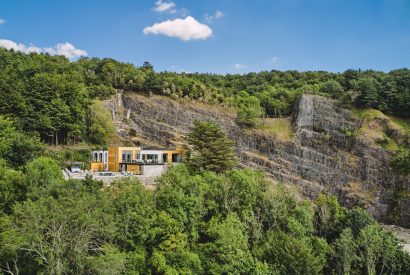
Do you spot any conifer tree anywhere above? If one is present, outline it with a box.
[186,120,236,173]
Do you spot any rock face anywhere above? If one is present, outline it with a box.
[109,93,410,227]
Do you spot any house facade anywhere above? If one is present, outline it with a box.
[90,146,183,175]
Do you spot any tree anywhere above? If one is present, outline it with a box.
[331,228,358,275]
[320,80,344,98]
[148,211,202,274]
[108,178,154,273]
[155,164,207,243]
[0,183,117,275]
[259,230,330,275]
[357,224,384,275]
[24,157,63,187]
[88,100,116,145]
[0,116,44,167]
[235,91,264,127]
[391,146,410,175]
[199,213,255,274]
[186,120,236,173]
[0,159,25,214]
[353,77,381,109]
[314,194,347,242]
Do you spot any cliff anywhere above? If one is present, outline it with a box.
[107,92,410,227]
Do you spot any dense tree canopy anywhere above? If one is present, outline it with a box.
[1,47,410,274]
[0,48,409,148]
[1,162,409,274]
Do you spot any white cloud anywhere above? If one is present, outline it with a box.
[0,39,41,53]
[143,16,212,41]
[154,0,176,13]
[267,57,278,64]
[232,63,247,69]
[215,10,224,19]
[205,10,224,23]
[0,18,6,24]
[0,39,87,59]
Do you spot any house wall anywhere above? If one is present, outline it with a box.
[141,164,167,177]
[126,164,140,174]
[90,162,104,172]
[107,147,142,172]
[97,146,181,174]
[108,147,119,172]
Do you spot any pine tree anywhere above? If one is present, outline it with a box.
[186,120,236,173]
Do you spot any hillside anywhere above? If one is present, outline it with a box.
[1,49,410,273]
[107,92,410,227]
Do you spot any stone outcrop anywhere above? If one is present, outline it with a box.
[107,92,410,227]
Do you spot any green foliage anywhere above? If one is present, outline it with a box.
[0,116,44,167]
[88,100,116,145]
[45,146,92,168]
[24,157,63,188]
[259,230,330,275]
[0,164,409,274]
[320,80,344,98]
[391,145,410,175]
[155,165,207,243]
[200,213,255,274]
[330,228,357,275]
[235,91,265,127]
[187,120,237,173]
[353,77,381,109]
[1,48,410,274]
[314,194,347,242]
[109,179,154,250]
[0,160,25,214]
[149,211,203,274]
[1,48,409,150]
[0,180,116,275]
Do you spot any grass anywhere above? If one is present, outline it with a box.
[351,108,410,152]
[352,108,410,133]
[388,115,410,134]
[351,108,387,142]
[252,117,295,141]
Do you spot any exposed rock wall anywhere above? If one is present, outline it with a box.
[108,93,410,227]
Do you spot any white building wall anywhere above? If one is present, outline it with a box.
[141,164,167,177]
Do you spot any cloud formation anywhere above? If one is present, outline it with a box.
[0,39,87,59]
[232,63,247,69]
[267,57,278,64]
[154,0,176,13]
[0,18,6,24]
[143,16,212,41]
[45,43,88,59]
[205,10,224,23]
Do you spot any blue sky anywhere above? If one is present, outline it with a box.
[0,0,409,74]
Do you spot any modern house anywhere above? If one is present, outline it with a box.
[89,146,183,176]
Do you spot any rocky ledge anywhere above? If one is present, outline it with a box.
[107,92,410,227]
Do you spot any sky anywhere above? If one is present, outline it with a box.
[0,0,409,74]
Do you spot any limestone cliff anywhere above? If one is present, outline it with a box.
[107,92,410,227]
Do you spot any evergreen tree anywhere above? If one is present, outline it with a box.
[187,120,237,173]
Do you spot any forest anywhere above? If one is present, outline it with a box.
[1,49,410,274]
[0,120,409,274]
[1,48,409,173]
[1,48,409,144]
